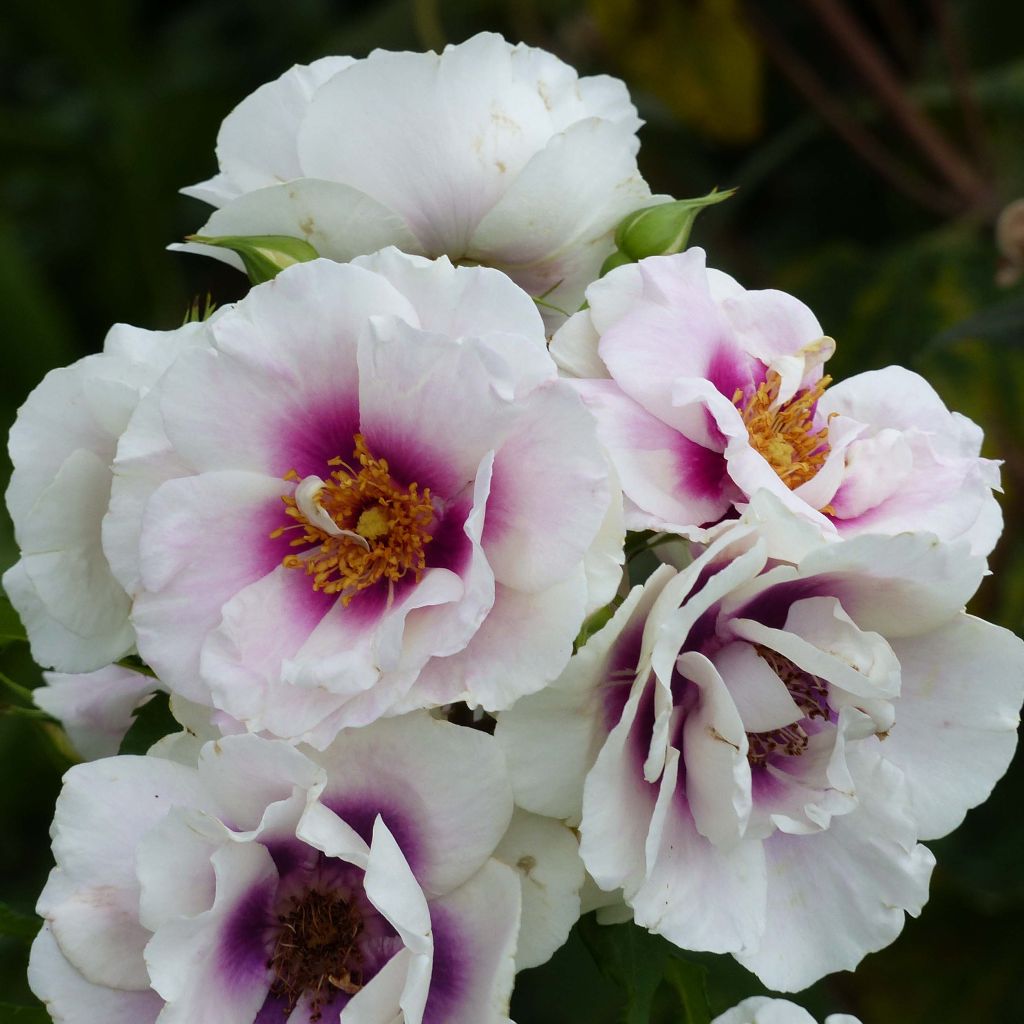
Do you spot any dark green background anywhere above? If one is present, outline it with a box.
[2,1,1022,1021]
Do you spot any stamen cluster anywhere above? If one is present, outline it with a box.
[734,372,832,490]
[276,434,434,602]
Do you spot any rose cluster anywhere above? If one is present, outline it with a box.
[8,33,1021,1024]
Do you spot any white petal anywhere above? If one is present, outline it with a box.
[29,924,163,1024]
[885,614,1024,839]
[493,810,584,970]
[736,752,934,991]
[36,666,158,761]
[314,714,513,897]
[421,859,520,1024]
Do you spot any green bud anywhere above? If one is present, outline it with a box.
[598,249,636,278]
[186,234,320,285]
[613,187,736,262]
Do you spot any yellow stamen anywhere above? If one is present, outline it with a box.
[734,371,831,490]
[277,435,434,604]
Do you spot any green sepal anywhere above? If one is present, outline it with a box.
[186,233,320,285]
[612,187,736,264]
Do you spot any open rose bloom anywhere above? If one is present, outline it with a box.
[107,250,620,745]
[28,714,553,1023]
[180,32,655,319]
[497,494,1024,990]
[552,248,1002,553]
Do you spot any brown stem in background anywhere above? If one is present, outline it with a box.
[866,0,920,71]
[928,0,992,174]
[800,0,992,212]
[742,3,959,216]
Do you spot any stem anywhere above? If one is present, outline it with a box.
[742,4,959,216]
[866,0,920,71]
[927,0,991,173]
[800,0,992,211]
[411,0,446,52]
[0,670,35,705]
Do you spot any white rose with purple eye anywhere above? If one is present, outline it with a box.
[107,249,622,746]
[552,248,1002,554]
[497,493,1024,991]
[180,32,656,322]
[30,714,528,1024]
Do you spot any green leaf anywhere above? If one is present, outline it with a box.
[574,598,621,651]
[117,690,177,756]
[579,916,713,1024]
[185,233,320,285]
[663,958,712,1024]
[0,904,40,944]
[931,294,1024,348]
[0,598,27,649]
[0,1003,51,1023]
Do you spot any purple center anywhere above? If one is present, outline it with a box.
[255,855,403,1021]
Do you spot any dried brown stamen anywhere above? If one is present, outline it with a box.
[746,645,830,768]
[267,888,364,1021]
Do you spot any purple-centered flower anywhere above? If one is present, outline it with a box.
[551,248,1002,554]
[30,714,528,1024]
[106,250,622,746]
[497,493,1024,991]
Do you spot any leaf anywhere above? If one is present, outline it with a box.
[0,1004,51,1023]
[663,958,712,1024]
[0,905,39,942]
[930,294,1024,348]
[579,916,713,1024]
[117,690,177,756]
[589,0,763,143]
[0,904,40,943]
[0,598,27,649]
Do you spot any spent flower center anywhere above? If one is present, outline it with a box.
[267,888,364,1021]
[746,645,831,768]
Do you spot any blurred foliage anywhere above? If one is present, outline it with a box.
[589,0,763,142]
[1,0,1023,1020]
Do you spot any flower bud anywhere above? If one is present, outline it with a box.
[185,233,319,284]
[611,187,735,264]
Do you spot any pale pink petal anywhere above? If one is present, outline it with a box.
[575,380,732,530]
[483,383,611,592]
[36,666,157,761]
